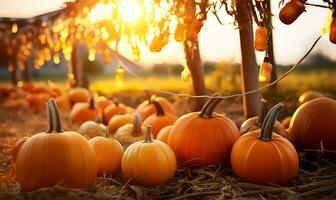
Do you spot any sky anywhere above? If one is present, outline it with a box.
[0,0,335,66]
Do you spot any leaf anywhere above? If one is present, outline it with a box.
[320,11,333,36]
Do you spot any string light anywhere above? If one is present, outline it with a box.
[115,66,125,82]
[11,23,18,33]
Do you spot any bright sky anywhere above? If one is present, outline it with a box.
[0,0,335,66]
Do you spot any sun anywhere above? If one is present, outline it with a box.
[119,0,142,24]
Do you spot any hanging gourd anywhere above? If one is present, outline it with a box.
[115,66,125,82]
[330,12,336,44]
[15,99,97,191]
[279,0,305,25]
[254,26,268,51]
[53,53,61,64]
[231,103,299,185]
[167,94,240,167]
[89,128,124,175]
[181,66,190,81]
[70,97,101,125]
[174,22,187,42]
[259,57,273,84]
[133,46,140,61]
[121,126,176,185]
[149,34,169,52]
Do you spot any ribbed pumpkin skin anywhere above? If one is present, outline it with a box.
[143,113,177,137]
[289,98,336,150]
[167,112,240,166]
[136,97,176,121]
[156,126,172,143]
[89,137,124,175]
[70,102,100,125]
[68,87,90,104]
[103,104,128,124]
[122,140,176,185]
[231,131,298,185]
[16,132,98,191]
[12,136,29,163]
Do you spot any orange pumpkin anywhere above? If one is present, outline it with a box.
[15,99,97,191]
[55,95,71,111]
[254,26,268,51]
[240,99,288,139]
[330,15,336,44]
[121,126,176,185]
[231,103,299,185]
[279,0,305,25]
[70,97,100,125]
[68,87,90,104]
[143,101,177,137]
[108,113,133,134]
[281,116,292,129]
[136,95,176,121]
[3,98,29,110]
[156,125,172,143]
[26,92,52,112]
[95,96,113,112]
[12,136,29,163]
[289,98,336,150]
[167,95,240,166]
[89,128,124,175]
[103,101,128,124]
[298,91,325,105]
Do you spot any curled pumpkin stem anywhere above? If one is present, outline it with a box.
[47,98,64,133]
[257,99,269,126]
[151,100,165,116]
[259,103,284,141]
[199,93,222,119]
[132,114,142,137]
[144,126,153,143]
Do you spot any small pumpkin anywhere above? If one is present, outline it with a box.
[70,97,100,125]
[103,100,128,124]
[298,91,325,105]
[79,115,106,138]
[108,113,133,134]
[136,94,176,121]
[95,96,113,112]
[12,136,29,163]
[15,99,97,191]
[156,125,172,143]
[289,98,336,150]
[167,94,240,166]
[114,114,150,147]
[68,87,90,104]
[143,101,177,137]
[231,103,299,185]
[330,14,336,44]
[55,95,71,111]
[89,128,124,175]
[240,99,288,139]
[121,126,176,185]
[279,0,305,25]
[254,26,268,52]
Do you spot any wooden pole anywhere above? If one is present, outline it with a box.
[184,40,207,111]
[236,0,260,118]
[71,42,88,88]
[10,63,19,86]
[23,61,32,83]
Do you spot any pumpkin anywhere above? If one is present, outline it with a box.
[15,99,97,191]
[231,103,299,185]
[89,128,124,175]
[156,125,172,143]
[95,96,113,112]
[79,115,106,138]
[298,91,325,105]
[289,98,336,150]
[12,136,29,163]
[55,95,71,111]
[114,114,150,147]
[330,15,336,44]
[68,87,90,104]
[136,96,176,121]
[121,126,176,185]
[279,0,305,25]
[70,97,100,125]
[26,92,52,112]
[108,113,133,134]
[103,101,128,124]
[3,99,28,110]
[33,85,49,94]
[143,101,177,137]
[281,116,292,129]
[254,26,268,52]
[240,99,288,139]
[167,95,240,166]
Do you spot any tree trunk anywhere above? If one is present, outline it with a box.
[11,63,19,86]
[23,61,32,83]
[184,40,207,111]
[71,42,88,88]
[236,0,261,118]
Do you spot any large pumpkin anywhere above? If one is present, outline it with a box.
[15,99,97,191]
[136,94,176,121]
[143,101,177,137]
[240,99,288,139]
[95,96,113,112]
[167,95,240,166]
[70,97,100,125]
[12,136,29,163]
[121,126,176,185]
[231,103,299,185]
[89,128,124,175]
[289,98,336,150]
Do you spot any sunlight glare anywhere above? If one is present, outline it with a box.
[119,0,141,24]
[88,3,113,22]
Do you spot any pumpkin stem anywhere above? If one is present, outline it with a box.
[113,98,119,107]
[199,93,222,119]
[46,101,53,132]
[144,125,153,143]
[95,114,103,124]
[132,114,142,137]
[257,99,268,126]
[151,100,165,116]
[89,96,95,110]
[259,103,284,141]
[47,99,64,133]
[105,127,109,138]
